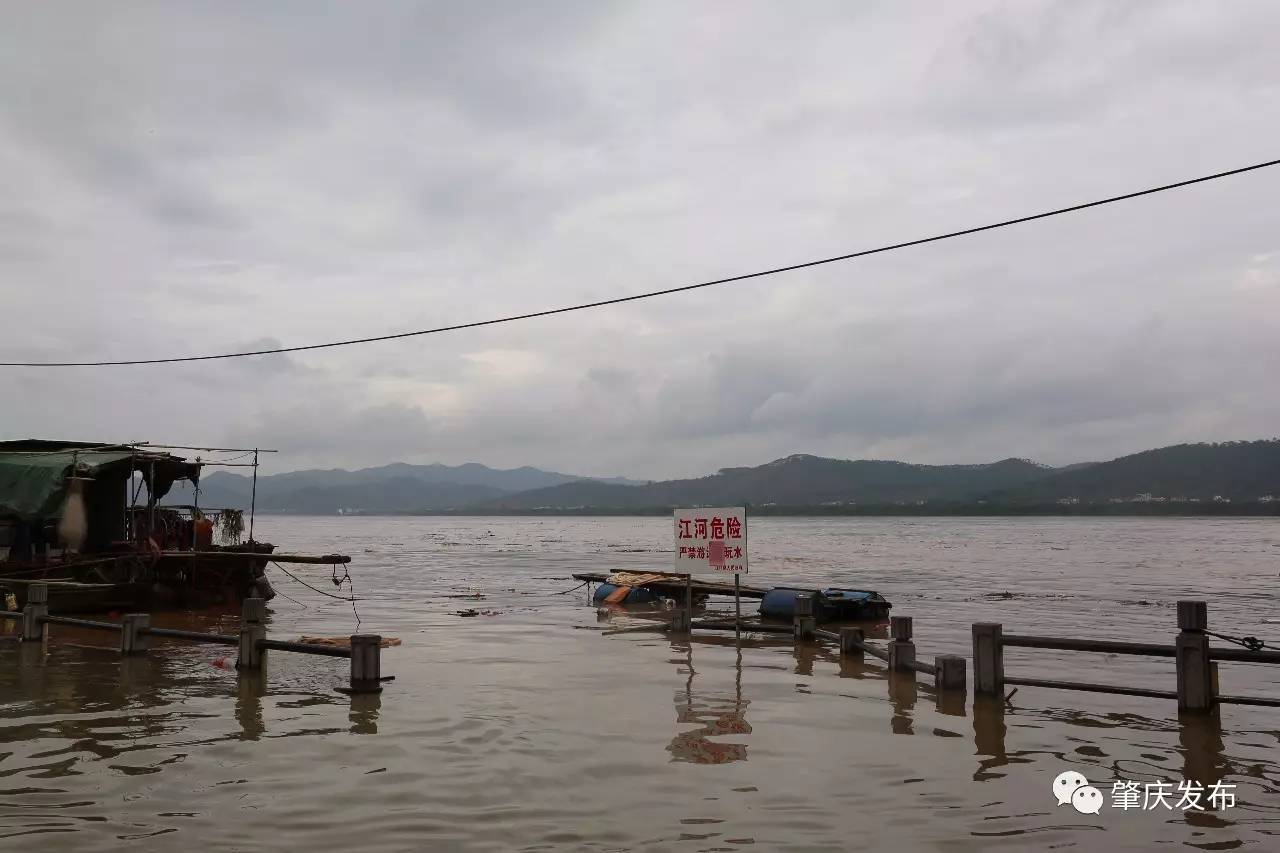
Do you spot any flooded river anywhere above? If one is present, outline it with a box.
[2,516,1278,851]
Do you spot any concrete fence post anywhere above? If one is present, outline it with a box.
[237,624,266,669]
[888,615,916,672]
[973,623,1004,696]
[349,634,383,694]
[935,654,966,691]
[793,593,816,642]
[236,596,267,670]
[21,583,48,642]
[1175,600,1214,712]
[839,626,864,659]
[241,596,267,625]
[120,613,150,655]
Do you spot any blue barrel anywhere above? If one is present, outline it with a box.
[758,587,891,622]
[758,587,816,621]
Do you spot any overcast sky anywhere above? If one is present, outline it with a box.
[1,1,1278,479]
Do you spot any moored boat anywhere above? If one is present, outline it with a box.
[0,439,348,613]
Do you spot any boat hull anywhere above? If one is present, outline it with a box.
[2,544,277,613]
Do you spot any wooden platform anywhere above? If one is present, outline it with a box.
[572,570,770,599]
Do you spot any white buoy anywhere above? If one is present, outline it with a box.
[58,477,88,554]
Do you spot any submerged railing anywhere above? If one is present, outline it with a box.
[1,583,386,694]
[625,592,1279,711]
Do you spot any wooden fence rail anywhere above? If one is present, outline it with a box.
[1,584,384,694]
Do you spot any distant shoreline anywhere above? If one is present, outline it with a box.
[260,503,1280,518]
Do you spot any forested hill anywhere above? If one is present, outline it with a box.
[172,462,642,513]
[479,454,1058,510]
[986,440,1280,505]
[179,440,1280,513]
[480,441,1280,511]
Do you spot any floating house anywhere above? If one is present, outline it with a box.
[0,439,346,613]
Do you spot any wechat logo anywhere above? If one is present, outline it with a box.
[1053,770,1104,815]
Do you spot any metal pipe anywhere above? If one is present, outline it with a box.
[1004,675,1178,700]
[142,627,239,645]
[1209,647,1280,664]
[1002,634,1176,657]
[1216,693,1280,707]
[248,449,258,543]
[856,641,891,662]
[689,620,790,635]
[40,615,121,630]
[906,657,937,676]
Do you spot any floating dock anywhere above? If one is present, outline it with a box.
[572,570,770,599]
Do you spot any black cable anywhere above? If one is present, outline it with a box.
[4,157,1277,368]
[1205,629,1272,652]
[271,560,366,602]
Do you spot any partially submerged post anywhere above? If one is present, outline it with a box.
[120,613,150,655]
[21,583,48,642]
[935,654,966,691]
[888,615,915,671]
[349,634,383,694]
[839,626,864,659]
[734,573,741,641]
[1175,600,1214,712]
[671,573,692,633]
[236,597,267,670]
[973,622,1003,696]
[793,592,816,642]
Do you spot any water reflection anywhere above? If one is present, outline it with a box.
[348,693,381,735]
[235,669,267,740]
[887,670,917,735]
[972,696,1011,781]
[1179,710,1230,789]
[667,638,751,764]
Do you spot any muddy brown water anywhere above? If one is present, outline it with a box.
[2,516,1278,851]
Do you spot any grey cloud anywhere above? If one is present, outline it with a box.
[2,1,1279,480]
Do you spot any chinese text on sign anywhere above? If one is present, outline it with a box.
[674,507,747,574]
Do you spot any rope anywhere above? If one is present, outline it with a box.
[271,584,307,608]
[1205,629,1273,652]
[333,561,363,629]
[552,580,589,595]
[271,561,366,603]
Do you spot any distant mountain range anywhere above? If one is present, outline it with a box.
[172,440,1280,514]
[170,462,644,514]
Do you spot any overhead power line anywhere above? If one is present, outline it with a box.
[4,156,1278,368]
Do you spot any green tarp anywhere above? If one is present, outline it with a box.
[0,451,136,520]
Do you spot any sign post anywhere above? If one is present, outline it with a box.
[673,507,748,639]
